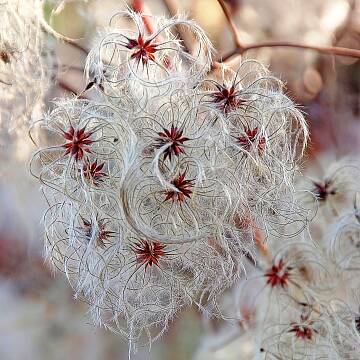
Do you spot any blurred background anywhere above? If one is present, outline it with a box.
[0,0,359,359]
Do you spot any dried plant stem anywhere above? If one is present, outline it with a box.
[162,0,194,53]
[0,78,12,86]
[132,0,155,34]
[58,79,88,99]
[221,42,360,60]
[216,0,243,49]
[40,18,88,55]
[216,0,360,61]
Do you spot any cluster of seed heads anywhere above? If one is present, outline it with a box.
[0,1,357,358]
[29,7,310,353]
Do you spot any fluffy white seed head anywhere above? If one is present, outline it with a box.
[32,10,309,350]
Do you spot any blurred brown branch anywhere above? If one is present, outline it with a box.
[58,79,89,99]
[161,0,194,53]
[0,78,12,85]
[221,42,360,60]
[132,0,155,34]
[217,0,243,49]
[216,0,360,61]
[40,18,88,55]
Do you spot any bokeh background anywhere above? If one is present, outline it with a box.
[0,0,359,359]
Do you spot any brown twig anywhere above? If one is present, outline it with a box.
[221,42,360,61]
[0,78,12,86]
[161,0,194,53]
[132,0,155,34]
[217,0,244,49]
[216,0,360,61]
[40,18,88,55]
[57,79,89,99]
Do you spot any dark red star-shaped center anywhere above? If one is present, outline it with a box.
[312,180,335,201]
[265,259,292,288]
[237,127,266,153]
[62,125,93,161]
[289,322,315,340]
[126,35,158,65]
[132,239,167,270]
[155,125,190,161]
[82,159,107,185]
[81,217,115,248]
[164,170,194,202]
[210,84,246,113]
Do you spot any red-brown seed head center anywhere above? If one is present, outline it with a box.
[128,35,157,64]
[355,316,360,332]
[164,171,194,202]
[133,240,167,269]
[237,127,266,153]
[210,85,245,113]
[265,259,292,288]
[289,323,314,340]
[82,218,114,248]
[82,159,106,184]
[155,126,190,161]
[312,180,335,201]
[63,126,93,161]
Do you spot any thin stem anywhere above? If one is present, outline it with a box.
[57,79,78,95]
[57,79,89,99]
[132,0,155,34]
[161,0,194,53]
[216,0,244,49]
[215,0,360,63]
[221,41,360,61]
[40,18,88,55]
[61,64,85,73]
[0,78,12,86]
